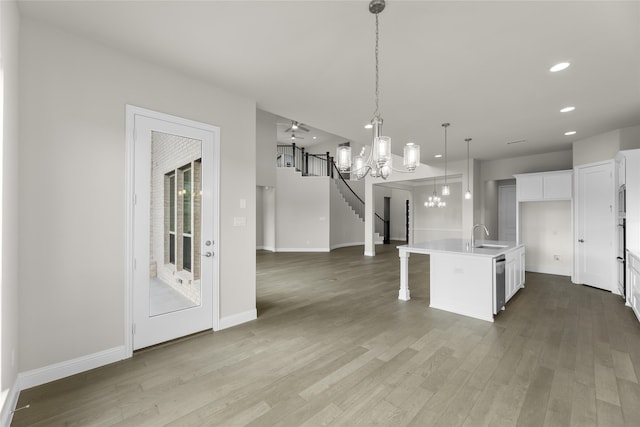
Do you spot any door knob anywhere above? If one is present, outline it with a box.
[578,239,584,243]
[203,251,213,257]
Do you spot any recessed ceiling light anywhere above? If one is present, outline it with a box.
[434,154,442,158]
[313,136,317,140]
[364,123,373,129]
[564,131,577,136]
[560,106,575,113]
[550,62,570,72]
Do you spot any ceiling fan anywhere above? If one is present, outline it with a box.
[289,132,304,141]
[280,120,310,133]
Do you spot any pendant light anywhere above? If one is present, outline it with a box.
[464,138,472,200]
[335,0,420,180]
[441,123,450,196]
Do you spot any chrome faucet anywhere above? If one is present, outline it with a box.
[471,224,489,247]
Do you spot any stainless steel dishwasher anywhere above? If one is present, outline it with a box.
[495,255,506,314]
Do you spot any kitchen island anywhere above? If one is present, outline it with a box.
[398,239,525,322]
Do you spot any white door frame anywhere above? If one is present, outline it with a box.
[124,105,221,357]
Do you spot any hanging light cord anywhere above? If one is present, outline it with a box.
[373,13,380,119]
[443,124,449,187]
[466,138,470,189]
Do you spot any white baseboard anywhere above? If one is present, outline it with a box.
[1,378,20,427]
[525,265,571,277]
[275,248,330,253]
[219,309,257,330]
[18,346,127,391]
[257,246,275,252]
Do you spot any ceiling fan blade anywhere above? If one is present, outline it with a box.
[298,125,310,132]
[284,127,293,133]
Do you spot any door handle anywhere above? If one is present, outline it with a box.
[578,239,584,243]
[202,251,213,257]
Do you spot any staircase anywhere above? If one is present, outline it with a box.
[276,144,389,242]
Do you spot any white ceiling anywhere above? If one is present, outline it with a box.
[18,1,640,163]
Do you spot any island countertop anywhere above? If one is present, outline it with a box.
[397,238,523,258]
[396,238,526,321]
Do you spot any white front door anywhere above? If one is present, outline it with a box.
[575,161,614,291]
[129,106,219,350]
[498,184,517,242]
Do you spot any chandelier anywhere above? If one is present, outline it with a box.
[425,176,446,208]
[336,0,420,180]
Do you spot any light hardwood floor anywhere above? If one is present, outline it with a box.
[12,243,640,426]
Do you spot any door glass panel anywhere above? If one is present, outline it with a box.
[149,131,202,317]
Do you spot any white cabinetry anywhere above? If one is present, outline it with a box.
[621,150,640,253]
[628,251,640,322]
[505,246,526,302]
[514,170,573,202]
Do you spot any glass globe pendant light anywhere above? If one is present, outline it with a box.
[441,123,450,196]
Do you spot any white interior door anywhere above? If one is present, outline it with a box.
[130,107,218,350]
[575,161,614,290]
[498,185,517,241]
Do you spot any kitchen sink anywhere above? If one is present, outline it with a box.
[475,244,508,249]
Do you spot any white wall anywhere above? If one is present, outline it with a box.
[478,150,573,234]
[256,109,277,187]
[330,181,366,249]
[256,185,276,251]
[18,19,256,373]
[364,156,474,255]
[521,201,573,276]
[275,168,330,251]
[480,150,573,183]
[1,0,20,418]
[412,181,464,242]
[572,125,640,166]
[620,125,640,150]
[262,187,276,251]
[256,186,264,248]
[573,130,621,166]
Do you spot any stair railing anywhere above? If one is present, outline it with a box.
[331,162,389,243]
[275,144,389,243]
[276,144,334,177]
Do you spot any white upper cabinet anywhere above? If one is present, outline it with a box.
[514,170,573,202]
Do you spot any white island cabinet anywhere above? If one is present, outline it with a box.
[398,239,525,322]
[628,250,640,322]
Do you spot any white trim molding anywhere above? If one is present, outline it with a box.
[18,346,127,390]
[218,309,257,331]
[1,378,20,427]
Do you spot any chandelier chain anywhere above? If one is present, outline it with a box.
[374,13,380,119]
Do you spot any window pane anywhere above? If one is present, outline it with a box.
[169,174,175,233]
[183,235,191,272]
[169,233,175,265]
[183,168,192,234]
